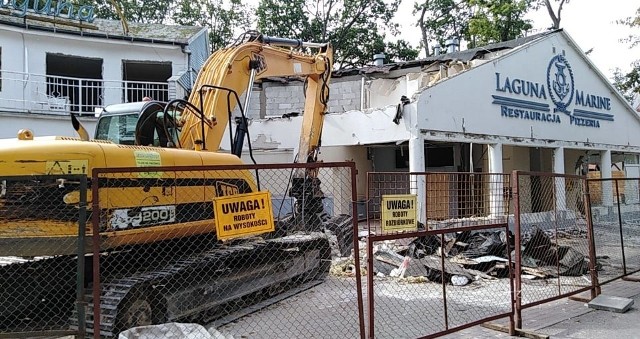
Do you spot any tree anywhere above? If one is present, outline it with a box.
[256,0,419,68]
[466,0,533,47]
[612,7,640,104]
[413,0,472,56]
[172,0,252,51]
[540,0,569,29]
[80,0,173,24]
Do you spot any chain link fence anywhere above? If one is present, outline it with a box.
[4,167,640,339]
[0,175,87,338]
[511,171,598,328]
[588,178,640,284]
[364,172,514,338]
[85,162,364,338]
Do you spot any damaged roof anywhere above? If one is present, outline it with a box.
[0,13,205,46]
[334,30,558,77]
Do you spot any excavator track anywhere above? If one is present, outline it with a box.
[70,232,331,338]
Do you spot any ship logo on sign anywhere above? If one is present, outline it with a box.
[546,54,574,114]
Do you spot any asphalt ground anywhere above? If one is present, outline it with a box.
[442,275,640,339]
[215,274,640,339]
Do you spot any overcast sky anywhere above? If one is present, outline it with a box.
[242,1,637,78]
[394,0,638,78]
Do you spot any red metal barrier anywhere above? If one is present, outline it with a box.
[587,177,640,284]
[365,172,514,338]
[511,171,599,329]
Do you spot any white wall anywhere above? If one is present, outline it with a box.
[0,113,97,139]
[0,25,187,108]
[220,106,411,154]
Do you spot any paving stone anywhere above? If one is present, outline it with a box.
[587,294,634,313]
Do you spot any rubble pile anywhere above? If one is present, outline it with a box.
[331,227,591,286]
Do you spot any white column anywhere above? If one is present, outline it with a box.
[488,143,504,216]
[409,133,426,225]
[553,147,567,210]
[601,149,613,206]
[103,62,122,105]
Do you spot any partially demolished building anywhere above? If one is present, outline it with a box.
[235,29,640,220]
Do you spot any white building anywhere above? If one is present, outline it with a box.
[0,9,208,138]
[232,30,640,210]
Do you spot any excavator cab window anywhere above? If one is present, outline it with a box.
[95,113,138,145]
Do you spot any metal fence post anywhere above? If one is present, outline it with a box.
[366,172,375,339]
[511,171,522,329]
[76,175,88,338]
[583,177,601,298]
[91,170,101,339]
[614,180,628,276]
[351,164,366,339]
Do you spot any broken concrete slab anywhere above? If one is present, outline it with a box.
[588,294,635,313]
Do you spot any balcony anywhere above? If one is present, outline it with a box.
[0,70,170,115]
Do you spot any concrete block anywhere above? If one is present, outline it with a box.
[588,294,634,313]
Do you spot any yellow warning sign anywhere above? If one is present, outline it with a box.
[381,194,417,232]
[134,150,162,178]
[213,191,275,240]
[46,160,88,175]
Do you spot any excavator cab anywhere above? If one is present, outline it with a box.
[95,101,181,148]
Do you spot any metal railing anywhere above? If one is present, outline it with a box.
[0,70,169,115]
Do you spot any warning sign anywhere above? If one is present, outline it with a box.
[213,191,275,240]
[46,160,88,175]
[134,150,162,178]
[381,194,417,232]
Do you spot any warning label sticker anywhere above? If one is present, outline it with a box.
[381,194,417,232]
[213,191,275,240]
[134,151,162,178]
[46,160,88,175]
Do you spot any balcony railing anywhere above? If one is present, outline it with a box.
[0,70,169,115]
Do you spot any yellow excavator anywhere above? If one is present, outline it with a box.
[0,32,352,336]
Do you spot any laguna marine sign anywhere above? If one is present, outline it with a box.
[492,54,614,128]
[0,0,96,22]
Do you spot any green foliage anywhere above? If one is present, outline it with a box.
[413,0,534,54]
[256,0,419,69]
[414,0,472,56]
[86,0,251,50]
[612,63,639,103]
[466,0,533,47]
[172,0,251,51]
[83,0,173,24]
[385,40,421,62]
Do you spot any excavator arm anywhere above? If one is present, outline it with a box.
[173,32,351,255]
[177,32,332,164]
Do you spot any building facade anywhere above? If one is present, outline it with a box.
[0,9,208,138]
[233,30,640,212]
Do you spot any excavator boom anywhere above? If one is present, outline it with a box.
[179,32,333,164]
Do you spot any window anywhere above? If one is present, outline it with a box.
[122,61,171,102]
[46,53,103,114]
[95,114,139,145]
[426,146,455,168]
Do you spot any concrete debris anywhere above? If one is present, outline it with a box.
[331,227,593,285]
[521,228,589,277]
[588,295,635,313]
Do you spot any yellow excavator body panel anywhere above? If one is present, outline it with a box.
[0,136,254,256]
